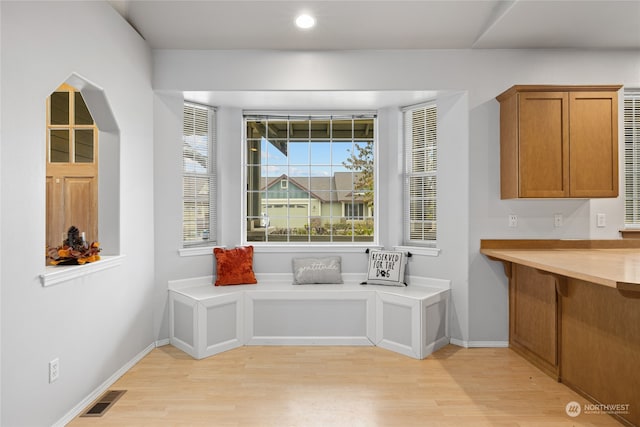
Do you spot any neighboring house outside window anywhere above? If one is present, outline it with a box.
[244,113,376,244]
[624,89,640,226]
[403,102,437,246]
[344,202,365,220]
[183,103,216,246]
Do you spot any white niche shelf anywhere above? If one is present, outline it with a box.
[40,255,125,287]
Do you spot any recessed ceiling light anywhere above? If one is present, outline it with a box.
[295,14,316,29]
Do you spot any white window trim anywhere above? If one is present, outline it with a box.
[178,245,225,257]
[241,112,379,247]
[393,245,441,257]
[253,245,382,254]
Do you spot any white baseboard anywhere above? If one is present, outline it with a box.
[246,336,374,346]
[425,335,450,355]
[155,338,170,347]
[450,338,509,348]
[52,342,156,427]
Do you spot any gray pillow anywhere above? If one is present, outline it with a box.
[292,256,343,285]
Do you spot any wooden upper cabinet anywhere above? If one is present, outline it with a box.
[496,85,621,199]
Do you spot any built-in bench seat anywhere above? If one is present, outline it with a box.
[168,273,450,360]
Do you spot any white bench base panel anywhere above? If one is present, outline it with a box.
[169,274,450,360]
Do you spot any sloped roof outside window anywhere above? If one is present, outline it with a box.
[262,172,365,203]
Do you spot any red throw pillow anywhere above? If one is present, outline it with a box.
[214,246,257,286]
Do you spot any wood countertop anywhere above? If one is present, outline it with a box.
[480,240,640,291]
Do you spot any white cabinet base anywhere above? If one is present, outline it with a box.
[169,276,449,360]
[376,290,449,359]
[245,289,376,346]
[169,288,244,359]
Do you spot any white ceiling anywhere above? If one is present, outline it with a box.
[109,0,640,50]
[107,0,640,108]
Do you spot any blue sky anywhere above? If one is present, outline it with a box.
[185,135,372,177]
[261,137,368,177]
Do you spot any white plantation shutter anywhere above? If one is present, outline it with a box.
[183,103,216,245]
[404,103,437,245]
[624,90,640,226]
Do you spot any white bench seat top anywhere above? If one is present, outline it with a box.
[170,275,449,302]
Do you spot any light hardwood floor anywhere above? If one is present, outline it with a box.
[68,345,622,426]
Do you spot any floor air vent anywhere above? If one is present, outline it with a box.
[80,390,126,417]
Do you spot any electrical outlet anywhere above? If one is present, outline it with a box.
[597,213,606,228]
[554,213,563,228]
[49,358,59,383]
[508,214,518,228]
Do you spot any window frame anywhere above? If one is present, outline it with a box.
[47,86,98,165]
[182,102,217,247]
[242,111,378,247]
[402,101,438,248]
[624,89,640,228]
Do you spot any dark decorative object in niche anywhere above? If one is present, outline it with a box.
[47,225,101,265]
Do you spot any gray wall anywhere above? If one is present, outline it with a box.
[2,2,639,424]
[1,2,154,425]
[153,49,640,347]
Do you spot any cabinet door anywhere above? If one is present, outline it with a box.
[518,92,569,197]
[510,264,559,379]
[569,91,618,197]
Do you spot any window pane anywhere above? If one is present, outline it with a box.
[245,114,376,244]
[352,142,373,192]
[354,118,374,139]
[74,92,94,125]
[308,169,331,183]
[50,92,69,125]
[183,107,209,173]
[288,141,309,165]
[263,165,287,179]
[310,142,330,165]
[332,142,352,166]
[624,92,640,225]
[310,119,330,139]
[404,103,437,245]
[75,129,94,163]
[247,140,260,164]
[182,104,216,245]
[50,129,70,162]
[183,175,211,242]
[289,120,309,139]
[266,138,287,165]
[247,120,266,139]
[308,172,330,190]
[331,119,352,139]
[267,120,288,138]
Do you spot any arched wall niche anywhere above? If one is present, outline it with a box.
[47,73,120,256]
